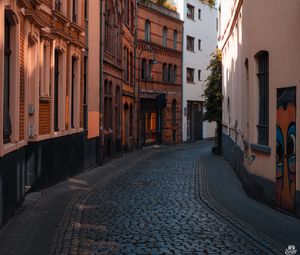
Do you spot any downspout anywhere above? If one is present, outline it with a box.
[99,0,104,164]
[134,0,139,149]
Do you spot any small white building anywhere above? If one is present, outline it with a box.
[175,0,217,141]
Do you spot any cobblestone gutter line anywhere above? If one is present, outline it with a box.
[50,150,159,255]
[195,156,284,254]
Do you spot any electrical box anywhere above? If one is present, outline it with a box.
[28,124,35,138]
[28,104,35,115]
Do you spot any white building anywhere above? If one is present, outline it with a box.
[175,0,217,141]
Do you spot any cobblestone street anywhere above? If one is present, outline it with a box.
[1,142,299,255]
[73,143,280,254]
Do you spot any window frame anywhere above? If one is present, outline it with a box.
[256,51,269,146]
[186,67,195,83]
[187,4,195,20]
[187,35,195,51]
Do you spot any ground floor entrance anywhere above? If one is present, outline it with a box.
[187,101,203,141]
[141,99,160,146]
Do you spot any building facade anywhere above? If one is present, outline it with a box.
[176,0,217,142]
[219,0,300,216]
[0,0,86,226]
[137,1,183,146]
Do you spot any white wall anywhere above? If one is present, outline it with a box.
[176,0,217,140]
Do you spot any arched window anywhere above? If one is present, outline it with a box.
[168,64,172,83]
[141,58,147,80]
[172,99,177,125]
[173,30,177,50]
[145,20,150,41]
[148,59,153,80]
[173,65,177,84]
[162,63,167,82]
[163,26,168,47]
[256,51,269,145]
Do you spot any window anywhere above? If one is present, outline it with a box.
[84,0,88,19]
[148,59,153,80]
[172,99,176,125]
[124,47,128,81]
[83,56,88,131]
[131,2,134,31]
[104,80,113,129]
[55,0,62,12]
[187,68,194,83]
[127,48,129,82]
[71,57,78,128]
[163,26,168,47]
[104,80,108,129]
[141,58,147,80]
[198,9,201,20]
[72,0,78,22]
[54,50,60,131]
[115,86,121,136]
[256,51,269,145]
[145,19,150,41]
[168,64,172,83]
[173,65,177,84]
[187,36,194,51]
[130,104,133,136]
[198,70,201,81]
[173,30,177,50]
[125,0,129,25]
[109,82,113,129]
[198,39,201,51]
[3,16,12,143]
[40,42,51,97]
[130,52,133,84]
[187,4,194,20]
[105,10,111,52]
[162,63,168,82]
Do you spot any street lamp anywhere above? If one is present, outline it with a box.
[137,45,158,148]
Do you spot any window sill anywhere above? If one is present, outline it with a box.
[250,143,271,155]
[39,96,52,102]
[187,81,195,84]
[187,49,195,53]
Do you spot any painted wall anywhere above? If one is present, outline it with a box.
[219,0,300,199]
[176,0,218,140]
[87,0,100,139]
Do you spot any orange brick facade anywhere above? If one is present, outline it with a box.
[0,0,184,226]
[137,2,183,145]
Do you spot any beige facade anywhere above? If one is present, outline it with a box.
[219,0,300,214]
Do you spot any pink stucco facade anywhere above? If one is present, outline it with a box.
[219,0,300,213]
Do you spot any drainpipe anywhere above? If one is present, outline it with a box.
[99,0,104,165]
[135,1,140,149]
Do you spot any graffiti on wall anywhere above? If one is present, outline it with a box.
[276,87,296,212]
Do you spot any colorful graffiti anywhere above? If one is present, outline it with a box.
[276,87,296,212]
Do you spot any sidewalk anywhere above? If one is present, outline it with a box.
[0,147,160,255]
[199,149,300,248]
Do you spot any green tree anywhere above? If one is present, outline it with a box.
[203,49,222,153]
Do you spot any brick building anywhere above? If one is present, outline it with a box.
[137,1,183,146]
[0,0,86,225]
